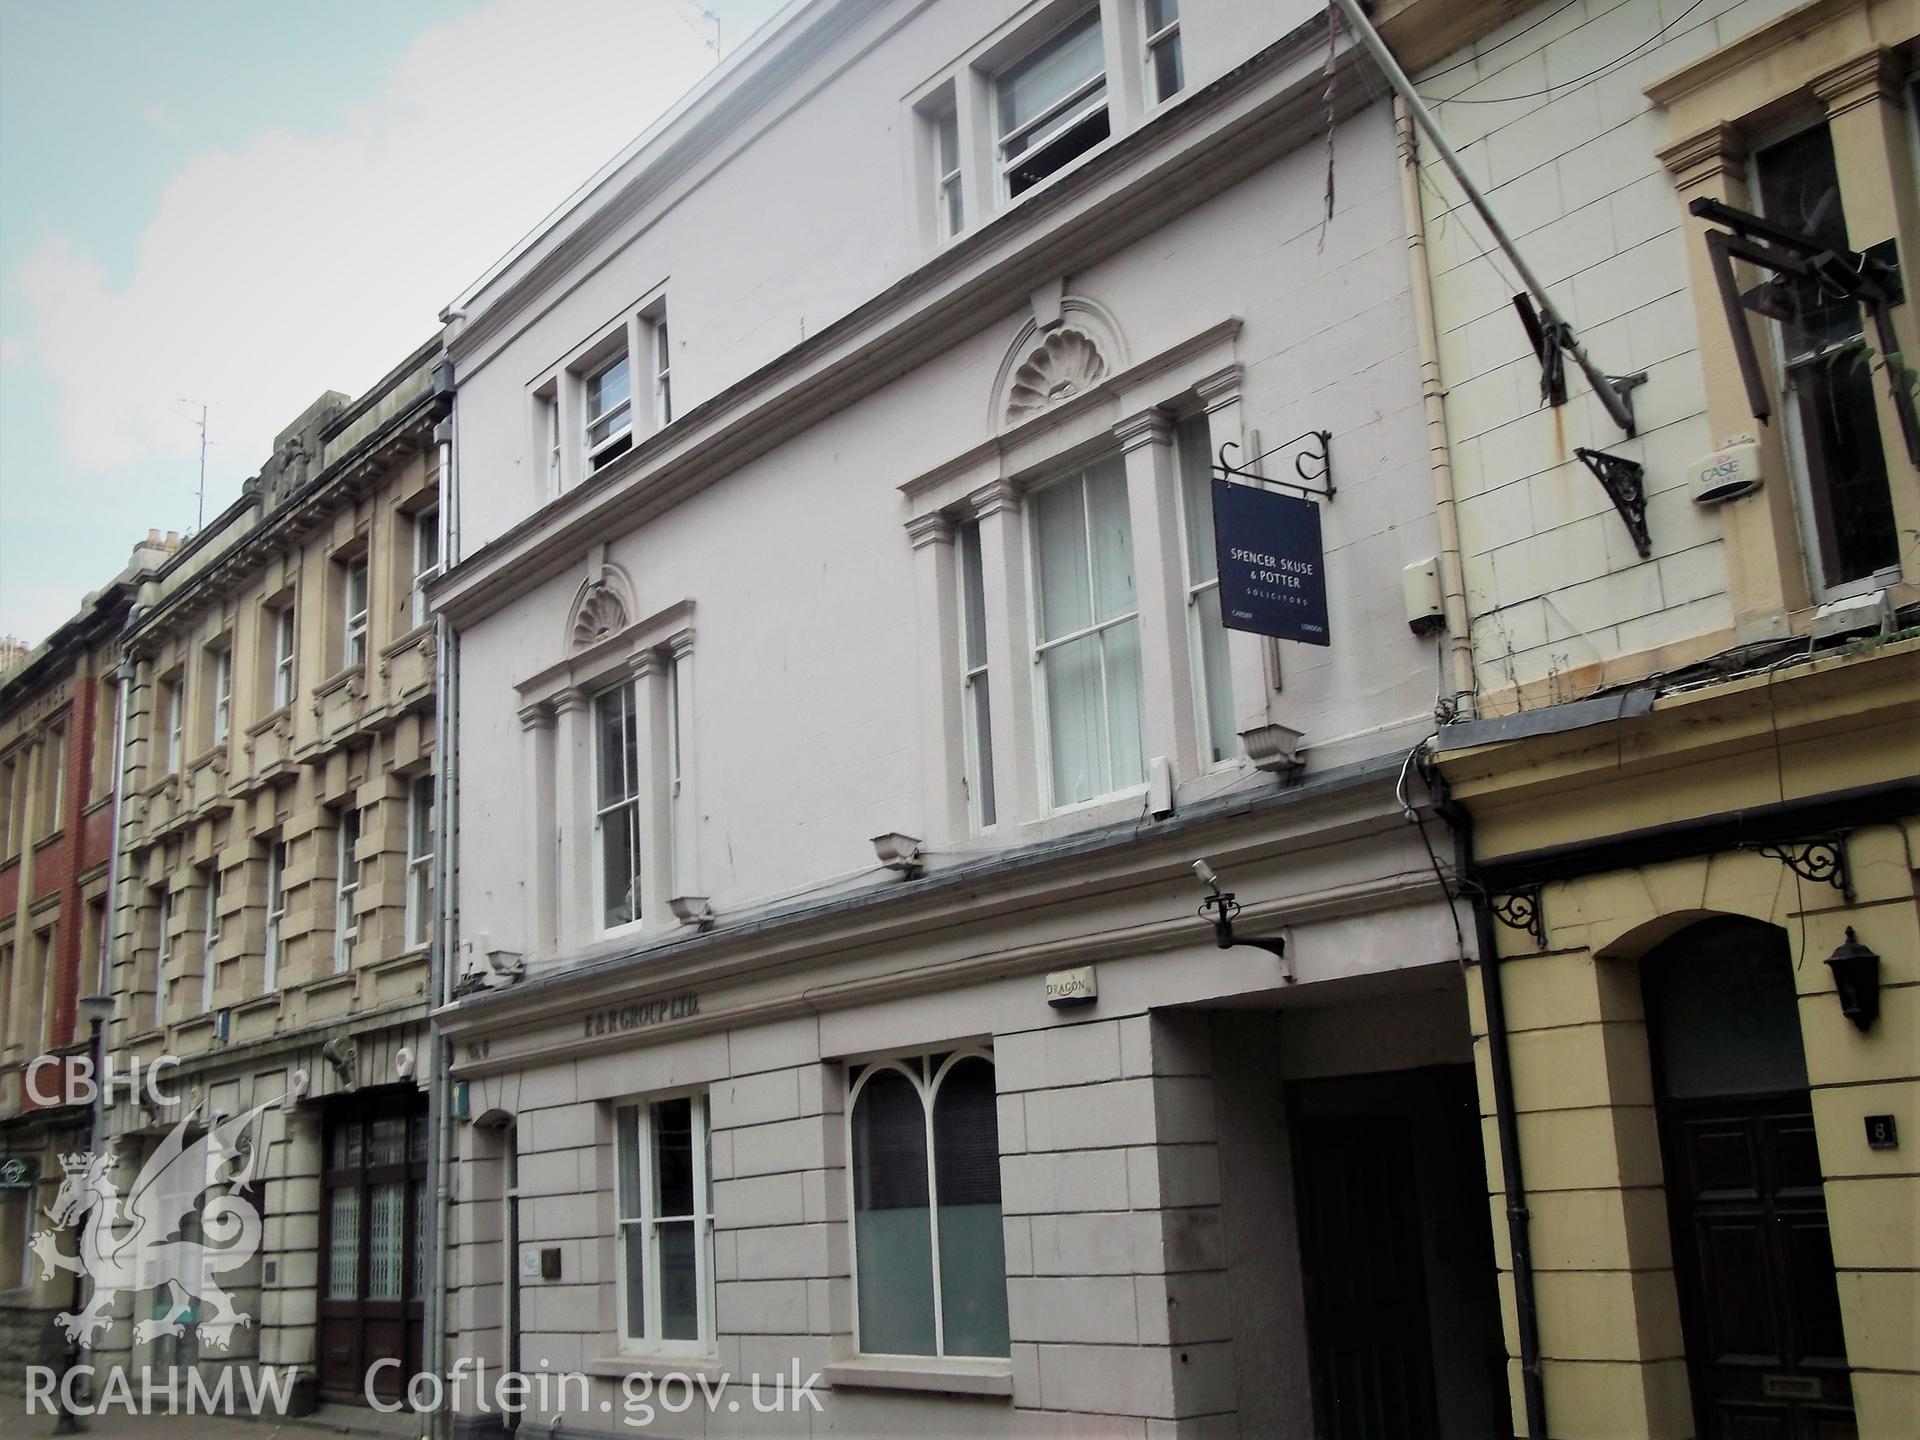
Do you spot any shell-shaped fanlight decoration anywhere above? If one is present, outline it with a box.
[570,585,629,651]
[1007,327,1108,422]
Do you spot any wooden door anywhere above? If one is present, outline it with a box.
[318,1091,429,1404]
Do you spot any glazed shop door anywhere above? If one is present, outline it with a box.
[319,1089,429,1404]
[1647,919,1855,1439]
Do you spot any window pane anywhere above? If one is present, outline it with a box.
[1035,478,1092,640]
[1177,415,1218,582]
[328,1188,360,1299]
[622,1227,648,1341]
[368,1182,404,1299]
[1044,632,1106,807]
[936,108,958,173]
[1755,126,1857,356]
[852,1069,936,1356]
[1151,34,1184,101]
[1102,619,1146,791]
[616,1107,643,1219]
[1789,353,1897,586]
[1146,0,1178,28]
[933,1058,1009,1357]
[657,1219,700,1341]
[370,1116,405,1166]
[1006,99,1109,194]
[601,803,638,928]
[595,687,635,807]
[1085,456,1135,624]
[967,676,997,829]
[958,521,989,671]
[998,11,1104,141]
[651,1097,695,1218]
[588,356,631,422]
[1195,586,1237,764]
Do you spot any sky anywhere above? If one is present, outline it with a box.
[0,0,788,649]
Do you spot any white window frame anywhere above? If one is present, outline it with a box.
[1143,0,1183,106]
[1027,459,1146,812]
[612,1091,714,1358]
[544,395,563,496]
[933,105,964,240]
[211,644,233,748]
[201,865,221,1013]
[271,605,296,710]
[649,313,672,431]
[165,679,185,774]
[343,556,370,669]
[593,682,644,936]
[957,520,996,829]
[41,725,65,835]
[845,1046,1008,1360]
[994,9,1109,200]
[584,351,634,472]
[333,809,360,974]
[154,889,173,1030]
[1172,412,1237,768]
[411,508,440,630]
[405,773,434,951]
[264,841,287,990]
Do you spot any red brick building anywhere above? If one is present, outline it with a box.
[0,534,170,1364]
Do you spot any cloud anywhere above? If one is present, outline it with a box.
[11,0,714,476]
[140,101,184,137]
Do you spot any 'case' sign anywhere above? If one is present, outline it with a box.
[1212,479,1330,646]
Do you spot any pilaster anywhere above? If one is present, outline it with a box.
[970,481,1038,827]
[1115,407,1199,787]
[907,512,967,843]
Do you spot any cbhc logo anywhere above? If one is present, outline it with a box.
[25,1053,179,1107]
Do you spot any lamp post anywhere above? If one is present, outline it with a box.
[53,995,117,1436]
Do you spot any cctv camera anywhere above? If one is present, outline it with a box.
[1191,859,1218,887]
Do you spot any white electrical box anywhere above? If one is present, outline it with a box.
[1690,437,1762,504]
[1401,557,1443,635]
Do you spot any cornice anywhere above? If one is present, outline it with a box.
[1644,0,1864,108]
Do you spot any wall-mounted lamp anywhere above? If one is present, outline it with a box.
[1825,927,1881,1032]
[669,895,715,931]
[872,832,924,877]
[1192,860,1291,975]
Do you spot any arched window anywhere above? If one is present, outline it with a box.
[849,1050,1009,1358]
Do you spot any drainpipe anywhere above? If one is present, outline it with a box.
[425,413,458,1440]
[1433,774,1548,1439]
[99,645,136,996]
[1395,96,1475,718]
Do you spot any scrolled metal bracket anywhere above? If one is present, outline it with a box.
[1488,888,1546,948]
[1216,431,1334,501]
[1574,447,1651,559]
[1748,833,1854,905]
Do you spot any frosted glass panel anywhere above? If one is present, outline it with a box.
[1034,479,1091,640]
[1102,620,1145,791]
[1044,634,1105,806]
[933,1058,1009,1357]
[368,1183,404,1299]
[327,1188,360,1299]
[658,1220,700,1341]
[621,1227,647,1340]
[1648,920,1809,1100]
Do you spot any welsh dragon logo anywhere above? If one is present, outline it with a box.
[31,1097,276,1351]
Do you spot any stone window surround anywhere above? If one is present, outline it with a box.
[1652,2,1919,641]
[900,0,1170,253]
[528,280,673,502]
[515,595,695,963]
[901,310,1293,848]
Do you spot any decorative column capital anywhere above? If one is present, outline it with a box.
[627,647,665,680]
[666,628,696,662]
[1193,364,1244,412]
[1113,407,1174,453]
[550,686,591,717]
[905,512,957,550]
[967,480,1022,520]
[1658,122,1748,193]
[1810,49,1902,119]
[517,702,555,733]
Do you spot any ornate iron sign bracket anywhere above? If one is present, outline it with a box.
[1746,833,1855,905]
[1573,447,1652,559]
[1216,431,1333,501]
[1488,887,1546,948]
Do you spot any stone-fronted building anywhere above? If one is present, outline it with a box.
[90,339,449,1412]
[0,537,169,1370]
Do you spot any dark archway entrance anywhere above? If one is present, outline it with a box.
[1644,917,1855,1439]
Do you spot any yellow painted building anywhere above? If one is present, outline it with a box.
[1389,0,1919,1434]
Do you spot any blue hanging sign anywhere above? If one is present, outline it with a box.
[1212,479,1330,647]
